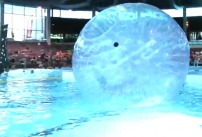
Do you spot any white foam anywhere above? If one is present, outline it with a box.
[62,71,75,82]
[71,113,202,137]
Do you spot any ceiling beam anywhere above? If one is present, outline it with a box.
[60,0,71,4]
[3,0,92,9]
[113,0,119,5]
[96,0,120,11]
[54,0,92,10]
[170,0,183,9]
[3,0,62,7]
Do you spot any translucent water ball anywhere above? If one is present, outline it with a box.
[73,3,190,105]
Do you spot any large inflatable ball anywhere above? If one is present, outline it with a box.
[72,3,190,105]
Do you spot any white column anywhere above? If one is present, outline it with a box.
[46,6,51,45]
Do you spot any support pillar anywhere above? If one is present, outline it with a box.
[0,3,2,72]
[0,2,4,48]
[1,3,4,26]
[0,2,8,74]
[183,7,187,37]
[92,7,96,17]
[46,6,51,45]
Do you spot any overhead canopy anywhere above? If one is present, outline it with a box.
[3,0,202,10]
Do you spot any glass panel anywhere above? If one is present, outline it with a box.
[7,29,12,39]
[36,7,42,17]
[61,10,68,18]
[4,13,13,28]
[65,10,74,18]
[13,29,25,41]
[4,4,12,13]
[13,14,25,29]
[31,30,37,39]
[36,17,43,31]
[42,9,47,17]
[36,31,44,40]
[163,7,202,17]
[73,11,92,19]
[32,17,37,31]
[25,16,34,38]
[13,5,24,15]
[61,10,93,19]
[53,9,60,17]
[50,9,53,17]
[25,7,36,16]
[42,17,45,36]
[42,9,52,17]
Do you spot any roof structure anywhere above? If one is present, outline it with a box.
[3,0,202,32]
[3,0,202,10]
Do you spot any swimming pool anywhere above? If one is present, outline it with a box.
[0,68,202,137]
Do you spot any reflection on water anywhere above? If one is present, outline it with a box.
[0,69,202,137]
[0,69,77,136]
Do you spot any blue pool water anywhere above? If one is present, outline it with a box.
[0,68,202,137]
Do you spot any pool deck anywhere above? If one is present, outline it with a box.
[189,66,202,72]
[3,66,202,75]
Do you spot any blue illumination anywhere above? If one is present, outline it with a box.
[73,3,190,106]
